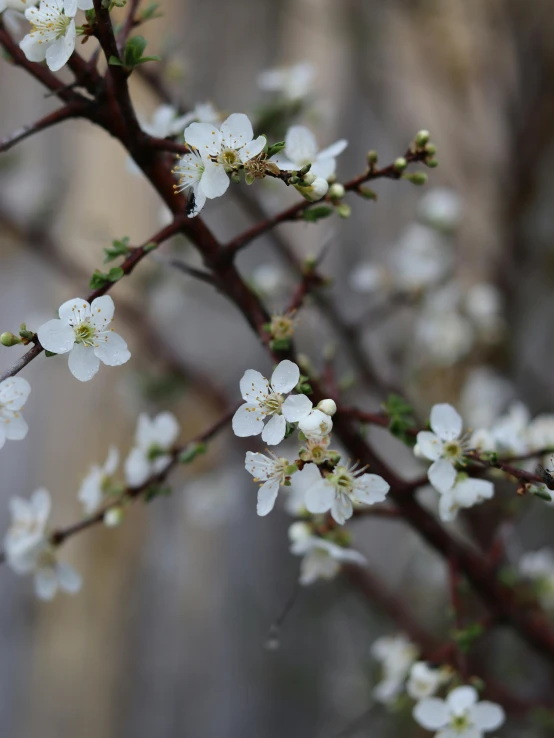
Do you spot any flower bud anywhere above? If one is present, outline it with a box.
[302,172,316,185]
[329,183,345,199]
[415,129,430,146]
[426,158,439,168]
[336,203,351,219]
[367,150,378,167]
[317,398,337,416]
[104,507,124,527]
[294,177,329,202]
[394,157,407,172]
[1,332,21,347]
[403,172,428,186]
[298,409,333,439]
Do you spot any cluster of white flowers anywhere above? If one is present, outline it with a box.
[416,403,495,522]
[19,0,92,72]
[4,489,81,600]
[371,634,420,703]
[234,359,388,581]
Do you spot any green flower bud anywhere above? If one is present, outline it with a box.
[403,172,428,185]
[1,332,21,347]
[336,203,351,219]
[367,150,378,167]
[426,158,439,168]
[415,129,430,146]
[329,183,345,199]
[394,157,407,172]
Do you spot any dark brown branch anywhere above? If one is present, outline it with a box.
[0,102,90,153]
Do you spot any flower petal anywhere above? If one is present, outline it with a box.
[3,414,28,441]
[317,139,348,159]
[438,490,460,523]
[45,22,75,72]
[124,447,151,487]
[282,393,313,422]
[257,478,280,516]
[469,702,505,731]
[220,113,253,149]
[447,686,478,713]
[56,562,82,593]
[285,125,318,164]
[59,298,91,326]
[184,122,221,155]
[331,493,353,524]
[305,478,335,513]
[245,451,275,481]
[413,698,450,730]
[68,343,100,382]
[261,413,286,445]
[311,157,336,180]
[104,446,119,476]
[232,403,265,437]
[20,33,47,63]
[428,458,456,494]
[416,431,443,461]
[94,332,131,367]
[200,159,229,199]
[430,403,463,441]
[455,478,494,505]
[31,488,51,526]
[0,377,31,410]
[239,369,270,403]
[38,319,75,354]
[89,295,115,330]
[270,360,300,394]
[353,474,390,505]
[34,567,58,600]
[152,412,180,448]
[239,135,266,163]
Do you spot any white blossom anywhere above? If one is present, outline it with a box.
[438,477,494,523]
[173,148,207,217]
[257,62,316,100]
[415,308,474,367]
[140,104,191,139]
[272,125,347,180]
[390,224,454,293]
[460,368,513,431]
[38,296,130,382]
[417,404,468,494]
[4,489,81,600]
[184,113,266,199]
[518,548,554,610]
[413,686,505,738]
[349,262,389,294]
[179,101,220,128]
[371,634,419,704]
[245,451,294,516]
[490,402,530,456]
[124,412,180,487]
[0,376,31,450]
[232,360,313,445]
[20,0,87,72]
[407,662,447,701]
[78,446,119,515]
[417,187,462,232]
[295,461,390,525]
[288,522,366,585]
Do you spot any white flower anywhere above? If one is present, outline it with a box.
[371,634,419,704]
[468,429,496,454]
[349,263,389,294]
[184,113,266,198]
[288,522,366,585]
[0,377,31,450]
[173,148,207,217]
[0,0,36,13]
[245,451,293,516]
[4,489,82,600]
[257,62,316,100]
[140,104,190,139]
[179,101,220,128]
[251,263,287,297]
[390,224,453,292]
[417,187,463,233]
[295,461,390,525]
[407,662,447,701]
[527,414,554,453]
[78,446,119,515]
[272,125,347,180]
[37,296,130,382]
[438,477,494,523]
[415,309,474,367]
[232,360,313,445]
[298,408,333,440]
[417,404,468,494]
[124,412,180,488]
[518,548,554,610]
[20,0,86,72]
[460,368,513,431]
[490,402,530,456]
[413,686,505,738]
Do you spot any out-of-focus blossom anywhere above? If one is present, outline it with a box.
[258,62,316,100]
[288,522,366,585]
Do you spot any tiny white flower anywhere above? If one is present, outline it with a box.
[173,148,207,217]
[272,125,347,180]
[296,461,390,525]
[257,62,316,100]
[179,101,221,128]
[232,360,313,445]
[4,489,82,600]
[124,412,180,488]
[407,662,449,701]
[37,296,131,382]
[371,634,419,704]
[417,404,468,494]
[20,0,86,72]
[438,477,494,523]
[288,522,366,585]
[413,685,505,738]
[417,187,462,233]
[78,446,119,515]
[0,376,31,451]
[140,104,191,139]
[184,113,266,199]
[245,451,293,516]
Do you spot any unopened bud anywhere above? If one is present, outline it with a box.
[426,158,439,168]
[317,398,337,416]
[1,332,21,347]
[294,177,329,202]
[104,507,124,527]
[403,172,428,185]
[302,172,316,185]
[298,163,312,177]
[425,143,437,156]
[367,150,378,167]
[336,203,351,219]
[329,183,345,199]
[394,157,407,172]
[415,129,430,146]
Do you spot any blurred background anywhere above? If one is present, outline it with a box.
[2,0,554,735]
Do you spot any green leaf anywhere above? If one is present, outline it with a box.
[135,55,161,65]
[179,442,207,464]
[89,270,110,290]
[108,267,124,282]
[104,236,130,262]
[269,338,291,352]
[302,205,334,223]
[44,350,57,357]
[452,623,484,654]
[383,394,417,447]
[108,56,124,67]
[124,35,149,67]
[144,484,172,503]
[266,141,286,158]
[139,2,162,21]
